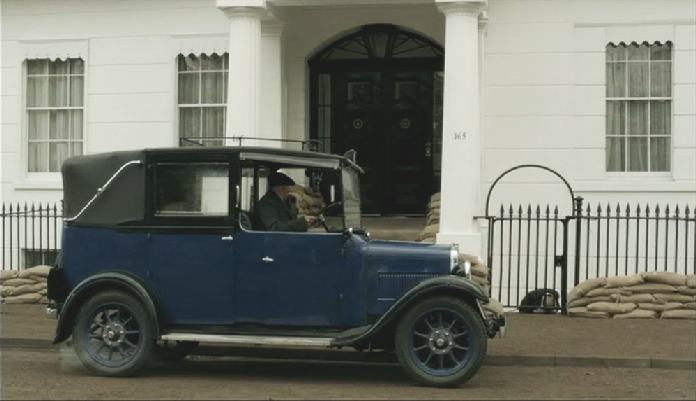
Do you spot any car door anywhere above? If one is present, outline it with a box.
[233,230,347,327]
[145,155,236,326]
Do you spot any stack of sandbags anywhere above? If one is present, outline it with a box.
[459,253,490,294]
[418,193,440,243]
[567,272,696,319]
[288,185,325,216]
[1,265,51,304]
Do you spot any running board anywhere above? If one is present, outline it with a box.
[160,333,334,347]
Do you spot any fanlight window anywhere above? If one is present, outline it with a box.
[314,24,443,61]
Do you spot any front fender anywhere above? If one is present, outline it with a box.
[333,275,488,347]
[53,272,160,344]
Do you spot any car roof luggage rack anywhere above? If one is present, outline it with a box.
[179,136,322,152]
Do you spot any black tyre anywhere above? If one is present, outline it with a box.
[395,296,487,387]
[152,340,199,362]
[72,290,154,376]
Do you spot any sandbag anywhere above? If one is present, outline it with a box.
[641,272,687,286]
[661,309,696,319]
[613,309,657,319]
[459,254,482,266]
[471,275,488,287]
[683,302,696,310]
[567,307,609,318]
[605,274,644,288]
[587,302,637,314]
[3,292,42,304]
[568,296,611,308]
[18,265,52,278]
[0,270,18,281]
[568,277,607,302]
[1,287,14,297]
[2,278,38,286]
[471,264,488,279]
[483,298,504,317]
[623,283,677,294]
[687,274,696,288]
[653,293,695,304]
[677,286,696,296]
[637,302,684,312]
[610,293,655,303]
[10,283,46,296]
[585,287,630,297]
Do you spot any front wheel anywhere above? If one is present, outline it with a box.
[72,290,154,376]
[395,296,487,387]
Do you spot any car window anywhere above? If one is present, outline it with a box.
[154,162,229,217]
[238,163,343,232]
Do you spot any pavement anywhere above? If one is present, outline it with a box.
[1,304,694,370]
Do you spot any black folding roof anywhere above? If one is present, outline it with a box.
[61,147,360,226]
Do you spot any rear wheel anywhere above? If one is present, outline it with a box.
[395,296,487,387]
[72,290,153,376]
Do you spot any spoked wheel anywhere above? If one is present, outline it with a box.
[395,296,487,387]
[72,291,153,376]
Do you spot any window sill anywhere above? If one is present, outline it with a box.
[14,178,63,191]
[574,176,696,193]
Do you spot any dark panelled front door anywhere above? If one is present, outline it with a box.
[331,71,434,215]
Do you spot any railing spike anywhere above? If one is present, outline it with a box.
[536,204,541,215]
[675,204,680,215]
[596,203,602,213]
[645,204,650,216]
[509,204,514,215]
[665,204,670,216]
[685,205,690,216]
[655,204,660,216]
[636,204,641,214]
[553,205,559,215]
[545,204,550,215]
[606,203,611,216]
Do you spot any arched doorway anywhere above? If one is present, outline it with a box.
[309,24,444,215]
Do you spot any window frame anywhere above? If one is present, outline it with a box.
[605,41,673,175]
[145,152,237,228]
[23,58,87,179]
[175,53,229,147]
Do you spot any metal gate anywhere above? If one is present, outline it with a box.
[478,165,696,314]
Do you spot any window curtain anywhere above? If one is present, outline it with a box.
[178,54,228,146]
[27,58,83,172]
[605,42,671,172]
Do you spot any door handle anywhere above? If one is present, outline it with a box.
[221,235,234,241]
[261,256,274,263]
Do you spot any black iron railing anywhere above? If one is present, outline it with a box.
[1,202,63,271]
[478,200,696,311]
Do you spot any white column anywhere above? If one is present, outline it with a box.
[217,1,267,144]
[260,17,285,147]
[435,0,487,256]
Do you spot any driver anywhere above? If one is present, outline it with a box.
[256,171,318,232]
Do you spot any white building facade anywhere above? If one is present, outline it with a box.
[1,0,695,259]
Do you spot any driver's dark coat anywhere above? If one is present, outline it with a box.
[255,191,308,232]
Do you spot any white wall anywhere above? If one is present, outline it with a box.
[1,0,230,203]
[1,0,694,212]
[483,0,696,216]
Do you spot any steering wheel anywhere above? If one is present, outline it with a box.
[315,202,342,232]
[320,201,342,216]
